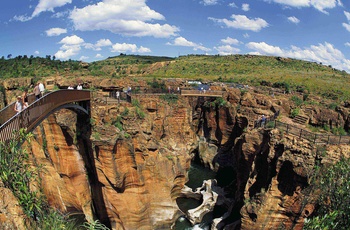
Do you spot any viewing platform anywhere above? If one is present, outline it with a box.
[180,89,224,97]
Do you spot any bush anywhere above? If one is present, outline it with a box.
[290,108,299,118]
[160,94,179,104]
[0,130,81,229]
[304,158,350,229]
[291,95,303,107]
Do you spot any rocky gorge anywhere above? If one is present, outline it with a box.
[0,76,350,229]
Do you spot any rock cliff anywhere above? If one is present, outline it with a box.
[1,78,350,229]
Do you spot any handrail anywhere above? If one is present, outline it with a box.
[181,89,224,97]
[274,121,350,145]
[255,117,350,145]
[0,90,91,143]
[0,94,36,125]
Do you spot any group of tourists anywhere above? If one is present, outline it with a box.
[68,83,83,90]
[14,82,45,114]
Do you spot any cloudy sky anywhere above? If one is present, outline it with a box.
[1,0,350,72]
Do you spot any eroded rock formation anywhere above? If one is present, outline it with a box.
[1,79,350,230]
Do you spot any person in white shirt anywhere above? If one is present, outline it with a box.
[14,96,23,114]
[39,82,45,96]
[77,83,83,90]
[116,91,120,103]
[68,85,74,90]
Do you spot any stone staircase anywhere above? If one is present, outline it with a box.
[292,115,309,125]
[303,106,313,116]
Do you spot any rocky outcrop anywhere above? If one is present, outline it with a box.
[23,95,197,229]
[0,182,27,230]
[2,79,350,230]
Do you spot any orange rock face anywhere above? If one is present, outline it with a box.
[4,85,348,230]
[24,95,197,229]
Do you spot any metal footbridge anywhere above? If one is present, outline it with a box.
[0,90,91,143]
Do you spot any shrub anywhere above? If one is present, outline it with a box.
[160,94,179,104]
[304,157,350,229]
[328,102,338,110]
[291,95,303,107]
[290,108,299,118]
[0,130,81,229]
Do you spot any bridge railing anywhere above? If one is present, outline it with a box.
[180,89,224,97]
[0,90,90,143]
[0,94,36,126]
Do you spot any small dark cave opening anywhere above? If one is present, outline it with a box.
[277,160,307,196]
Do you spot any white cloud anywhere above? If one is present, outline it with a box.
[69,0,179,38]
[246,41,350,72]
[345,42,350,47]
[215,45,241,55]
[202,0,219,6]
[96,54,103,58]
[344,11,350,21]
[96,39,112,47]
[32,0,72,17]
[242,3,250,11]
[138,46,152,53]
[243,33,250,38]
[288,16,300,24]
[343,11,350,32]
[246,42,284,56]
[55,45,81,59]
[111,43,151,53]
[221,37,240,45]
[79,56,89,61]
[167,37,211,52]
[229,2,238,8]
[59,35,84,45]
[209,14,269,32]
[46,28,67,37]
[268,0,342,14]
[342,23,350,32]
[13,0,72,21]
[84,39,112,51]
[34,51,40,55]
[55,35,85,59]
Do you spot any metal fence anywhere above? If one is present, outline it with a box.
[273,120,350,145]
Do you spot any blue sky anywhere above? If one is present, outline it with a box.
[1,0,350,72]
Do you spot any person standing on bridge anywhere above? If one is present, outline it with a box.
[14,96,23,114]
[22,89,29,108]
[39,82,45,97]
[34,82,41,100]
[116,91,120,103]
[77,83,83,90]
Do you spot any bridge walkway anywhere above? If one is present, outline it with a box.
[0,90,91,143]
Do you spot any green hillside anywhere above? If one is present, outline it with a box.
[1,54,349,101]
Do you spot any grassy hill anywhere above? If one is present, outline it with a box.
[1,54,349,100]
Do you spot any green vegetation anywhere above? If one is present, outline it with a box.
[160,94,179,104]
[113,115,123,131]
[131,99,145,119]
[0,130,110,229]
[1,54,349,101]
[204,97,228,108]
[290,108,300,118]
[304,157,350,230]
[291,95,303,107]
[0,55,86,79]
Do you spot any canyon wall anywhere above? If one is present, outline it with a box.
[1,81,350,229]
